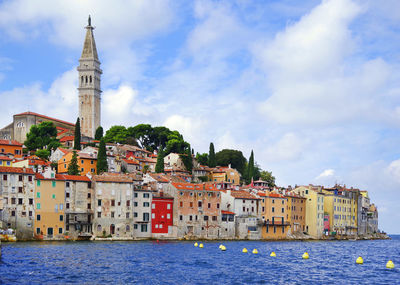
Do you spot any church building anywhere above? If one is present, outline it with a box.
[0,16,102,142]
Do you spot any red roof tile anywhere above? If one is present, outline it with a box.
[171,182,218,191]
[230,190,259,199]
[0,166,34,174]
[123,158,139,165]
[0,155,12,161]
[14,111,74,126]
[59,136,74,142]
[221,210,235,215]
[0,139,23,146]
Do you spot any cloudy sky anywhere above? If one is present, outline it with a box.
[1,0,400,233]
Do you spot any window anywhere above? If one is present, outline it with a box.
[55,204,58,213]
[97,212,101,218]
[180,201,183,207]
[212,216,217,221]
[91,160,94,165]
[272,207,275,213]
[208,203,211,209]
[134,193,138,198]
[126,225,130,231]
[18,198,23,205]
[91,168,95,173]
[36,180,41,186]
[81,160,84,164]
[36,203,41,209]
[111,200,115,206]
[81,168,84,172]
[217,203,220,209]
[143,193,150,198]
[36,192,41,198]
[36,228,41,234]
[189,215,193,221]
[52,181,56,188]
[282,208,284,213]
[242,206,245,212]
[88,203,91,209]
[98,199,102,206]
[66,203,70,209]
[141,224,147,232]
[11,197,16,204]
[179,215,183,221]
[59,228,63,234]
[19,175,23,181]
[167,213,171,219]
[143,213,149,221]
[66,192,70,198]
[198,201,202,207]
[126,213,130,218]
[143,202,150,207]
[111,212,115,218]
[134,202,138,207]
[167,204,171,210]
[126,200,130,207]
[11,210,16,217]
[88,193,91,198]
[37,214,41,221]
[29,211,32,217]
[2,174,7,181]
[52,194,56,199]
[18,187,23,193]
[134,224,138,230]
[204,216,209,221]
[272,199,275,204]
[60,215,63,221]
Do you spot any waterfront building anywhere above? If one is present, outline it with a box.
[221,189,261,239]
[285,192,306,233]
[0,166,35,239]
[151,194,174,238]
[261,193,290,239]
[92,173,134,238]
[132,186,153,238]
[293,185,325,238]
[34,171,65,239]
[63,174,93,239]
[367,203,378,233]
[163,182,222,239]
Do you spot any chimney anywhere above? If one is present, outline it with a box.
[228,164,231,169]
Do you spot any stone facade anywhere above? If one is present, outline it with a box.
[132,188,152,238]
[78,17,102,138]
[0,167,36,240]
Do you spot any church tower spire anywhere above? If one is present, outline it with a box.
[78,15,102,138]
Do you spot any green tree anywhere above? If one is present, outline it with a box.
[74,118,81,150]
[96,138,108,174]
[24,121,60,151]
[196,152,208,165]
[164,131,189,155]
[208,142,216,167]
[215,149,246,175]
[143,164,150,174]
[35,149,50,161]
[68,151,80,175]
[95,126,104,140]
[128,124,153,150]
[246,150,255,184]
[180,146,193,173]
[104,126,129,144]
[155,150,165,173]
[260,170,276,188]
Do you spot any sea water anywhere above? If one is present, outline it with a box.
[1,236,399,284]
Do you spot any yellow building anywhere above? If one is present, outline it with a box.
[0,155,12,166]
[260,193,290,239]
[209,166,241,185]
[34,172,65,239]
[293,185,324,238]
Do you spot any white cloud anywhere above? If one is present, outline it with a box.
[316,169,335,179]
[262,133,307,162]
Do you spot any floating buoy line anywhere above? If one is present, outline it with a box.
[190,243,395,269]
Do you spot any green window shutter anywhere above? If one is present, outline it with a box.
[36,192,41,198]
[52,194,56,199]
[52,181,56,188]
[36,203,41,210]
[37,180,41,186]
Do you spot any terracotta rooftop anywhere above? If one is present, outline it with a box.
[93,173,133,183]
[0,155,12,161]
[59,136,74,142]
[0,166,34,174]
[221,210,235,215]
[172,182,218,191]
[123,158,139,165]
[14,111,74,126]
[148,173,169,183]
[230,190,259,200]
[0,139,23,146]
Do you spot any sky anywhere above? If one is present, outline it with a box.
[0,0,400,233]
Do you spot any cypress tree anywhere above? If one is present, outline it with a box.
[208,142,216,167]
[246,150,255,184]
[95,126,103,140]
[68,151,80,175]
[74,118,81,150]
[155,150,165,173]
[96,138,108,174]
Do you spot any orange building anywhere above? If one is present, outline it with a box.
[209,166,241,185]
[286,192,306,233]
[0,139,23,159]
[58,151,97,176]
[261,193,290,239]
[34,173,66,239]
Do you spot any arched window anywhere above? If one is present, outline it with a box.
[85,76,88,83]
[90,76,92,83]
[81,76,84,83]
[97,225,102,232]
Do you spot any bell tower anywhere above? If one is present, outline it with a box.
[78,15,102,138]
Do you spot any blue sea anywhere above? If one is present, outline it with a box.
[1,236,399,284]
